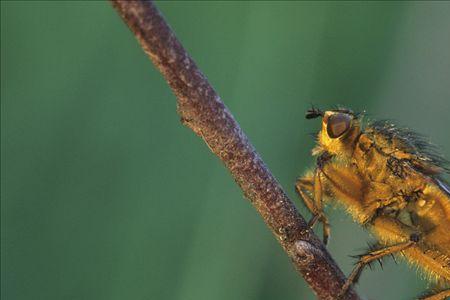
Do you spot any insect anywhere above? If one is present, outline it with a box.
[295,107,450,300]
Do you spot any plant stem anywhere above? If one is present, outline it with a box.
[110,1,360,299]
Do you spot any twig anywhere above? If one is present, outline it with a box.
[110,1,360,299]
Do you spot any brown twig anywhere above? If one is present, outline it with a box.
[110,1,360,299]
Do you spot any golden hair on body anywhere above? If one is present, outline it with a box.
[296,107,450,300]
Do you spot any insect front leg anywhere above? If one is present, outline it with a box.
[295,168,331,245]
[312,168,331,245]
[295,174,317,215]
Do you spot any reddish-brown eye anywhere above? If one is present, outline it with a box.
[327,113,351,138]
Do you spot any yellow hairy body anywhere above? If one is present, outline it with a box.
[297,108,450,298]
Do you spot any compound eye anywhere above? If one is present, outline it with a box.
[327,113,351,138]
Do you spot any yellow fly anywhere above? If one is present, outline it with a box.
[296,107,450,300]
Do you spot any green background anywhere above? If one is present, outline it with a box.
[2,2,450,300]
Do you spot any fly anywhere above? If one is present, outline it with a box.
[296,107,450,300]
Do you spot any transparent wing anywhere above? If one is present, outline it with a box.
[435,178,450,196]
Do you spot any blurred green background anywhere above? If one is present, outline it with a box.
[2,2,450,300]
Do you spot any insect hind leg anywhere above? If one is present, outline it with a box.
[337,236,418,299]
[419,289,450,300]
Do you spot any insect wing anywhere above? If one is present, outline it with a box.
[435,178,450,196]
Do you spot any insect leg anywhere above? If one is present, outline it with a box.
[419,289,450,300]
[295,175,318,216]
[338,237,417,299]
[295,170,330,245]
[313,168,331,245]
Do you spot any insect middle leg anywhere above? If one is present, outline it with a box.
[295,169,331,245]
